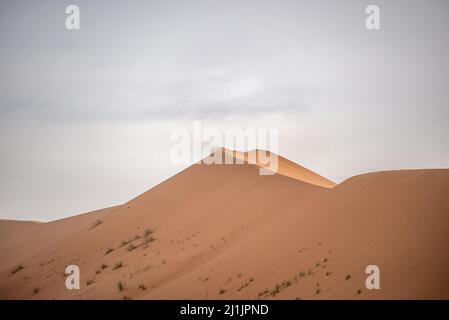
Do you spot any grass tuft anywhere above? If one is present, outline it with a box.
[11,264,24,275]
[113,262,123,271]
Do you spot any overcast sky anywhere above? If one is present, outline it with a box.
[1,0,448,221]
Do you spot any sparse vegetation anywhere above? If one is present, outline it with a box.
[123,295,132,300]
[357,289,362,295]
[219,288,226,295]
[113,262,123,270]
[89,219,103,230]
[238,278,255,291]
[86,279,94,286]
[299,271,306,277]
[100,263,108,270]
[121,239,132,247]
[105,248,114,255]
[142,229,156,246]
[315,288,321,295]
[144,229,154,238]
[138,284,146,290]
[258,289,269,297]
[127,244,137,252]
[270,283,281,296]
[345,274,352,280]
[33,287,40,295]
[143,235,155,245]
[117,281,124,291]
[11,264,24,275]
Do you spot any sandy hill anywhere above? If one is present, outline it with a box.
[214,148,336,188]
[0,150,448,300]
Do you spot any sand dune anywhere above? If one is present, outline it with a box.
[0,150,448,300]
[218,148,336,188]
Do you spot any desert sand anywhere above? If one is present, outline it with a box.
[0,149,448,300]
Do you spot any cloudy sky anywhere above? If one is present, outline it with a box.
[1,0,448,221]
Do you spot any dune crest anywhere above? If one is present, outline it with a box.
[202,148,336,188]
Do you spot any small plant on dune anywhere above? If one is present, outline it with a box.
[219,288,226,295]
[144,229,154,238]
[134,235,141,240]
[11,264,24,275]
[89,219,103,230]
[105,248,114,255]
[142,229,155,246]
[357,289,362,295]
[315,288,321,295]
[123,295,132,300]
[113,262,123,271]
[138,283,146,290]
[127,244,137,252]
[143,235,155,245]
[258,289,269,297]
[117,281,124,291]
[33,287,40,295]
[100,263,108,270]
[323,257,328,263]
[299,271,306,277]
[121,239,132,247]
[326,271,331,276]
[271,283,281,296]
[86,279,94,286]
[345,274,352,280]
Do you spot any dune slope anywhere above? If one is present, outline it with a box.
[0,151,448,300]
